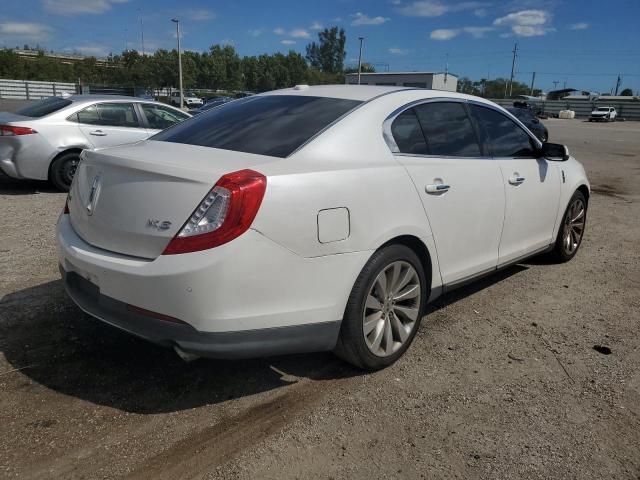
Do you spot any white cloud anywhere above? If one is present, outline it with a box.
[462,26,494,38]
[351,12,390,26]
[474,8,487,17]
[388,47,409,55]
[0,22,52,40]
[332,17,343,22]
[310,21,323,30]
[42,0,128,16]
[430,28,460,40]
[281,40,296,45]
[569,22,589,30]
[186,9,216,21]
[248,28,263,37]
[290,28,310,38]
[220,39,234,46]
[493,9,553,36]
[274,27,309,38]
[399,1,489,17]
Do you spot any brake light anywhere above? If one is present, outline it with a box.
[63,197,70,214]
[0,125,37,136]
[162,169,267,255]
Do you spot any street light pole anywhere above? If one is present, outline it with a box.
[171,18,183,109]
[357,37,364,85]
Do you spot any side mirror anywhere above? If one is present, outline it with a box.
[540,142,569,161]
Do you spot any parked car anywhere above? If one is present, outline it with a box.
[58,85,589,370]
[234,91,255,98]
[589,106,617,122]
[169,91,203,108]
[188,96,233,115]
[507,106,549,142]
[0,95,190,191]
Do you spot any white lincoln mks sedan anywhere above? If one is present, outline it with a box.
[57,85,589,370]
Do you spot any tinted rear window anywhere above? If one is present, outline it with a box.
[16,96,72,118]
[152,95,362,158]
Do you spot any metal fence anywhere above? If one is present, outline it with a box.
[0,79,78,100]
[491,98,640,121]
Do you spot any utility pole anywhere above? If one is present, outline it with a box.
[530,71,536,96]
[139,10,145,56]
[357,37,364,85]
[507,42,518,98]
[552,80,559,90]
[614,74,622,96]
[171,18,183,109]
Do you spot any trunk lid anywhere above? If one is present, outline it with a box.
[0,112,35,124]
[68,140,277,259]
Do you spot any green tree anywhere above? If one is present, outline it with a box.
[305,27,346,74]
[620,88,633,96]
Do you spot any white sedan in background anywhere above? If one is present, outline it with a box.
[57,85,590,370]
[0,95,190,190]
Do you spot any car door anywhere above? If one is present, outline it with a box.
[469,104,561,266]
[74,102,149,149]
[139,103,190,135]
[388,101,505,285]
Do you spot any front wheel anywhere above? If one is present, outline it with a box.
[550,190,587,262]
[334,244,428,370]
[49,151,80,192]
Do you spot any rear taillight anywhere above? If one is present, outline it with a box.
[0,125,37,136]
[63,198,70,214]
[162,169,267,255]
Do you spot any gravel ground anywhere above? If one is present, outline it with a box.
[0,112,638,479]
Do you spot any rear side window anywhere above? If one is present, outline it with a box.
[413,102,481,157]
[71,103,139,128]
[470,105,537,158]
[390,109,428,155]
[152,95,362,158]
[141,103,189,130]
[16,96,72,118]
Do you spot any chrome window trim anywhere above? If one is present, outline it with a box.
[382,97,543,157]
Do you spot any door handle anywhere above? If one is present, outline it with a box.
[426,184,450,194]
[89,130,107,136]
[508,175,526,185]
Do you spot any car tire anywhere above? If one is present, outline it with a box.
[550,190,587,263]
[334,244,428,370]
[49,151,81,192]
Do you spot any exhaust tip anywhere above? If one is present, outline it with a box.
[174,345,200,363]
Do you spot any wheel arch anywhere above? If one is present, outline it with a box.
[576,184,590,204]
[47,148,84,180]
[377,234,434,296]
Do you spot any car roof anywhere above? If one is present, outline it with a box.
[67,94,165,104]
[261,84,490,104]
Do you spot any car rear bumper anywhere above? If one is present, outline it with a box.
[61,267,340,359]
[0,135,56,180]
[57,214,371,358]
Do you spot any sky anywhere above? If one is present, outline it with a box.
[1,0,639,93]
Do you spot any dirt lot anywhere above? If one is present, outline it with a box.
[1,114,639,479]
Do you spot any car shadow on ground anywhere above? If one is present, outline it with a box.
[0,279,362,414]
[0,173,58,195]
[1,264,531,415]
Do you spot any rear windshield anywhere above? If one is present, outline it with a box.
[152,95,362,158]
[16,96,73,118]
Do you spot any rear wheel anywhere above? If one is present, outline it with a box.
[49,151,80,192]
[550,190,587,262]
[334,244,427,370]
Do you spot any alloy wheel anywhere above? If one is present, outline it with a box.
[363,261,421,357]
[563,198,585,255]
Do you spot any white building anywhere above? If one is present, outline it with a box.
[345,72,458,92]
